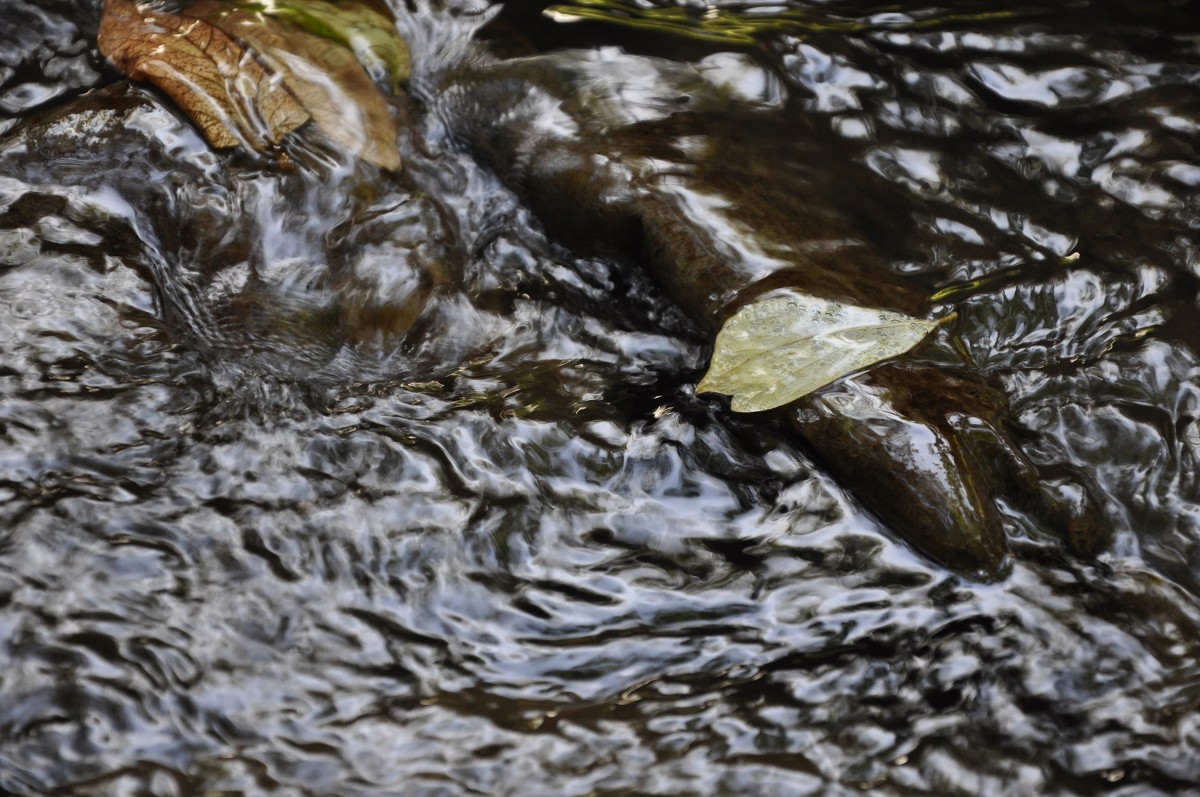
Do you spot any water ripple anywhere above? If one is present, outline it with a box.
[2,0,1200,794]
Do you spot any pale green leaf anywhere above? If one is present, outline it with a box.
[697,290,937,412]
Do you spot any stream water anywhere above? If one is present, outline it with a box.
[2,0,1200,794]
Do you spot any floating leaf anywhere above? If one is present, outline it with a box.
[97,0,310,151]
[240,0,411,90]
[697,290,937,412]
[97,0,401,170]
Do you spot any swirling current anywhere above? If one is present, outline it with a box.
[2,0,1200,794]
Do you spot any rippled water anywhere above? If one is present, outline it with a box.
[3,0,1200,794]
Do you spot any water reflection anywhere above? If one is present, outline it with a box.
[3,0,1200,794]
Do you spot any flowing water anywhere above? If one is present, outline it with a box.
[2,0,1200,794]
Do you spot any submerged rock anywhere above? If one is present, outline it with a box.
[442,48,1110,577]
[0,82,458,374]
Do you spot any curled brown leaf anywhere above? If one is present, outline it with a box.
[98,0,309,152]
[97,0,402,170]
[186,0,400,171]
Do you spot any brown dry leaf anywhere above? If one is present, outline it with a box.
[97,0,310,152]
[186,0,400,170]
[97,0,401,170]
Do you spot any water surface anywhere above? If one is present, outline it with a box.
[2,0,1200,794]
